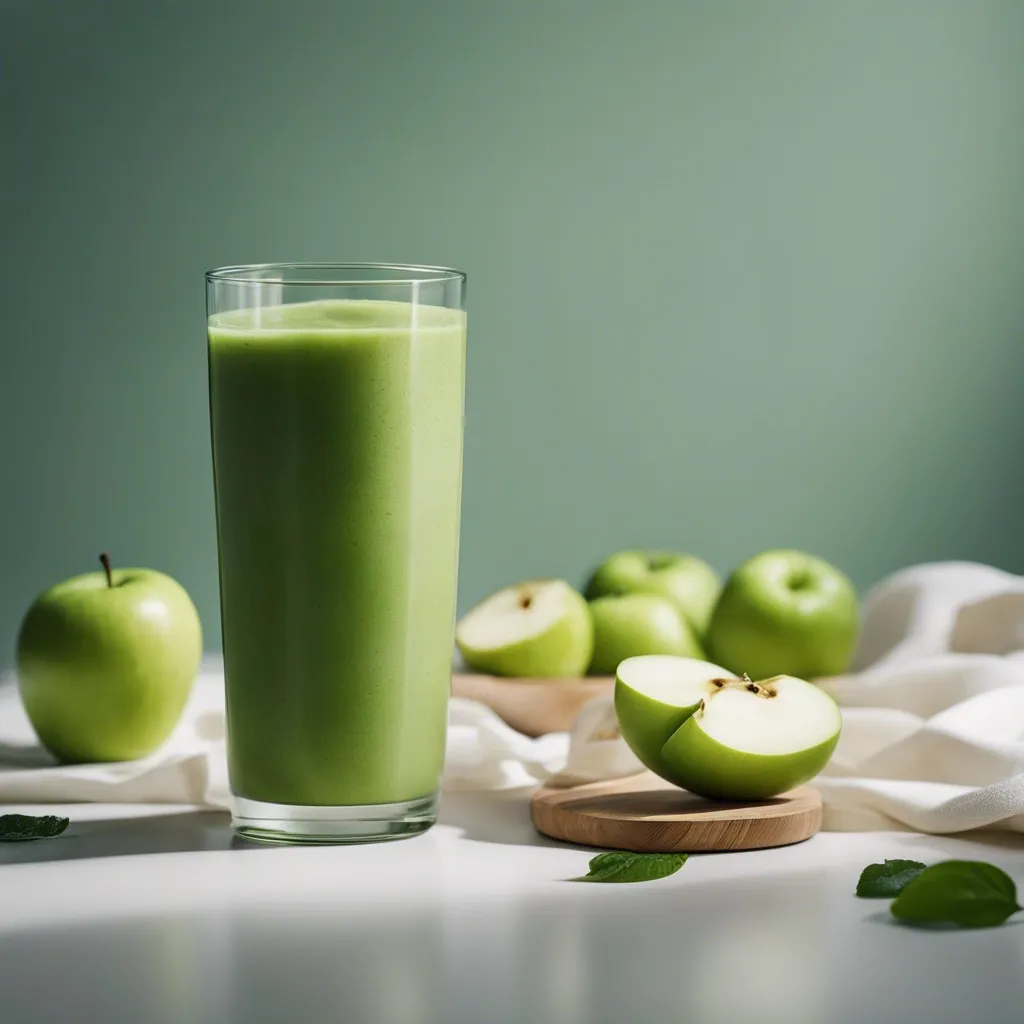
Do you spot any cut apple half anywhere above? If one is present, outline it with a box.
[614,655,737,781]
[456,579,594,678]
[615,655,841,800]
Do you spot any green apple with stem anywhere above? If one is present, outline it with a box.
[615,654,841,800]
[456,579,593,677]
[16,553,203,763]
[584,550,721,638]
[587,593,705,676]
[707,549,858,680]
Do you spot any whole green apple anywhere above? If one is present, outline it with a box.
[587,593,704,676]
[615,655,841,800]
[16,553,203,763]
[584,550,721,638]
[456,579,593,677]
[706,549,858,680]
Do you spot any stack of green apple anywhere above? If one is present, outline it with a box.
[456,547,857,801]
[15,554,203,764]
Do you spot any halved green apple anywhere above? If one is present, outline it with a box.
[456,579,593,677]
[615,655,841,800]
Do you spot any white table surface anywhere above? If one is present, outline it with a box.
[1,792,1023,1023]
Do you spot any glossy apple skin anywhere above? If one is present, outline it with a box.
[16,567,202,763]
[585,550,721,638]
[707,549,858,680]
[614,683,700,782]
[658,719,840,800]
[457,585,593,677]
[588,594,704,676]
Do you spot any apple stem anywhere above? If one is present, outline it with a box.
[99,552,114,589]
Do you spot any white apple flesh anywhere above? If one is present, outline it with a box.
[615,655,841,800]
[456,579,593,677]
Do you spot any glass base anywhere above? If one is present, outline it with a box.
[231,791,439,845]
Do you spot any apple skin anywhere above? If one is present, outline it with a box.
[658,719,839,801]
[588,594,705,676]
[16,565,203,763]
[706,549,858,680]
[585,550,721,638]
[614,656,735,781]
[456,581,594,677]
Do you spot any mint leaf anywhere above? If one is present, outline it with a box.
[856,859,927,898]
[0,814,70,842]
[572,851,687,883]
[891,860,1022,929]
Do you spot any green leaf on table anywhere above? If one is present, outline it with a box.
[571,851,687,883]
[856,859,927,898]
[890,860,1022,929]
[0,814,71,843]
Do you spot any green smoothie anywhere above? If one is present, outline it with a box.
[208,299,465,807]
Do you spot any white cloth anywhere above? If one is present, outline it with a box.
[0,661,233,808]
[0,656,569,809]
[813,562,1024,833]
[4,560,1024,836]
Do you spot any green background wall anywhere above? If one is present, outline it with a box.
[3,0,1024,664]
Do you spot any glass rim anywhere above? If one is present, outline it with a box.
[205,262,466,287]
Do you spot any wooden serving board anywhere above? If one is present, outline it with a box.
[451,673,613,737]
[531,772,822,852]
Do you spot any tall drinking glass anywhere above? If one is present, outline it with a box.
[206,264,466,844]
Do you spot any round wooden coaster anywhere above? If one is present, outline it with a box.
[531,772,822,853]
